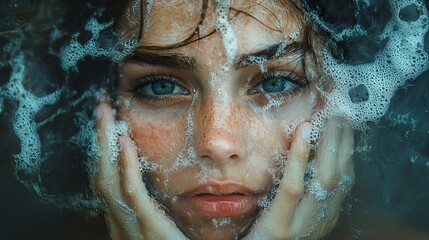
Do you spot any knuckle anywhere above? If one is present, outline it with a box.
[122,183,137,202]
[284,183,304,200]
[319,173,337,192]
[319,179,331,191]
[120,176,139,204]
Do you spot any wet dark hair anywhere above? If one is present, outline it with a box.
[102,0,391,65]
[102,0,317,55]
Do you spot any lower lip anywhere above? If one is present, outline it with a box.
[182,195,257,218]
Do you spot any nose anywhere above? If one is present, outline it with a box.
[194,99,247,164]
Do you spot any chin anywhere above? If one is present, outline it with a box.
[173,210,259,240]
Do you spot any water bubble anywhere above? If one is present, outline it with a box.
[349,84,369,103]
[77,30,93,45]
[399,4,421,22]
[97,29,116,50]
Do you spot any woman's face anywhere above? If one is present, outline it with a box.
[116,1,320,239]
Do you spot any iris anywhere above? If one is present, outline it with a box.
[151,80,175,95]
[261,77,287,93]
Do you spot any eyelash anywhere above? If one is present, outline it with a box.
[125,70,308,104]
[249,71,308,96]
[126,75,190,103]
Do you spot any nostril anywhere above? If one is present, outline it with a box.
[230,154,239,161]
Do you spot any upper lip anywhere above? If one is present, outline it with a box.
[178,181,259,199]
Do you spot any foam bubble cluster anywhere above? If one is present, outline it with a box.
[105,119,129,164]
[1,52,61,175]
[60,18,138,71]
[214,0,238,71]
[319,0,429,126]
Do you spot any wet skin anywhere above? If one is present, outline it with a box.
[115,1,318,239]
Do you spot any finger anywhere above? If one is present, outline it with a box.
[289,120,340,234]
[315,119,343,191]
[95,103,117,198]
[118,135,156,227]
[118,135,186,239]
[95,103,138,239]
[338,125,354,174]
[290,120,352,238]
[277,122,311,218]
[252,122,311,238]
[95,103,114,151]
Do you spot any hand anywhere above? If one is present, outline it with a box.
[94,103,188,240]
[244,119,355,240]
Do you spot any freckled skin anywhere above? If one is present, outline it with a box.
[118,103,188,162]
[116,1,321,240]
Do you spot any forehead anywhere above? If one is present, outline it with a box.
[121,0,303,49]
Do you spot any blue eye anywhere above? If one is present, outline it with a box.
[128,75,189,101]
[132,76,189,97]
[254,72,303,94]
[150,79,175,95]
[261,77,287,93]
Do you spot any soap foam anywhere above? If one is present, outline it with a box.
[317,0,429,128]
[215,0,238,71]
[60,18,138,71]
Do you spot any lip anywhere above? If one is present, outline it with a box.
[178,181,260,218]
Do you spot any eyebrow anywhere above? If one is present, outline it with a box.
[235,40,305,69]
[124,40,304,71]
[124,51,197,71]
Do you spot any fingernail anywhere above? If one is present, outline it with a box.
[302,123,311,142]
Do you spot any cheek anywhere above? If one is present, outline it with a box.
[133,124,178,159]
[247,93,317,167]
[122,110,188,164]
[275,90,320,133]
[247,120,290,166]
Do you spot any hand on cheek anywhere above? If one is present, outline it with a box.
[95,103,187,240]
[245,119,355,240]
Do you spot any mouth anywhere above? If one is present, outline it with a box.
[178,182,260,218]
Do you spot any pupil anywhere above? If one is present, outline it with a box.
[152,80,174,95]
[262,77,285,93]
